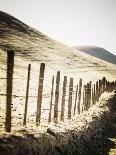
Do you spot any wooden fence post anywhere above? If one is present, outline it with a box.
[36,63,45,125]
[5,51,14,132]
[60,76,67,121]
[96,81,99,102]
[86,83,90,110]
[54,71,60,123]
[82,86,85,112]
[73,84,78,115]
[83,85,86,110]
[93,84,96,104]
[68,77,73,119]
[84,85,87,110]
[92,86,94,105]
[48,76,54,123]
[89,81,92,108]
[23,64,31,125]
[77,79,82,114]
[98,79,101,97]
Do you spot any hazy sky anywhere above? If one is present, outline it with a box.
[0,0,116,55]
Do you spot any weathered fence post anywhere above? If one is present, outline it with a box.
[89,81,92,107]
[77,78,82,114]
[5,51,14,132]
[73,84,78,115]
[98,79,101,98]
[92,86,94,106]
[84,85,88,110]
[54,71,60,123]
[68,77,73,119]
[96,81,99,102]
[36,63,45,125]
[23,64,31,125]
[60,76,67,121]
[48,76,54,123]
[86,83,90,110]
[82,86,85,112]
[83,85,86,110]
[93,84,96,104]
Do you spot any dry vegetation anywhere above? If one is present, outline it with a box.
[0,11,116,154]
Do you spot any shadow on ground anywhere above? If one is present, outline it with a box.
[86,92,116,155]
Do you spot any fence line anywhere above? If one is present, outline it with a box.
[0,51,116,132]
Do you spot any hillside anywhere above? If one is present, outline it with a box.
[0,10,116,129]
[75,46,116,65]
[0,11,116,82]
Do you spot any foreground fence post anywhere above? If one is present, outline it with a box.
[60,76,67,121]
[77,79,82,114]
[5,51,14,132]
[48,76,54,123]
[68,77,73,119]
[54,71,60,123]
[36,63,45,125]
[74,84,78,115]
[23,64,31,125]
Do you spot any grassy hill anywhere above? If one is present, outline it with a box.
[0,11,116,82]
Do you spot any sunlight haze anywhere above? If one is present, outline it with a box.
[0,0,116,55]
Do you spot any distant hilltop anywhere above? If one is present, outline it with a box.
[74,46,116,65]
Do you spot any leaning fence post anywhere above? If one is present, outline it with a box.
[74,84,78,115]
[48,76,54,123]
[54,71,60,123]
[68,77,73,119]
[5,51,14,132]
[77,79,82,114]
[36,63,45,125]
[23,64,31,125]
[60,76,67,121]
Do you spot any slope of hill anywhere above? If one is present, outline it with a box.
[0,11,116,83]
[75,46,116,65]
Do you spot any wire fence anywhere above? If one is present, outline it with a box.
[0,51,116,132]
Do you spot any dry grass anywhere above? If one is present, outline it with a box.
[0,91,115,155]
